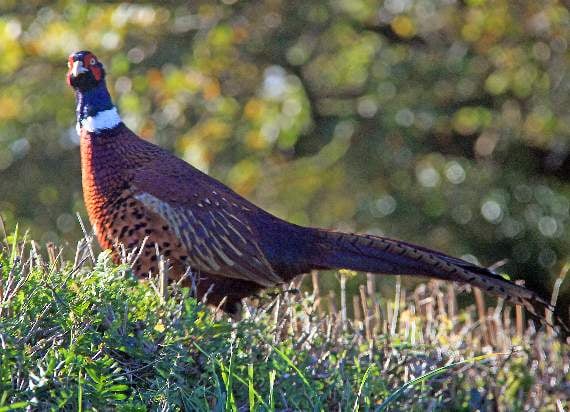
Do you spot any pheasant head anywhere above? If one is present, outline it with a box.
[67,51,105,90]
[67,50,122,135]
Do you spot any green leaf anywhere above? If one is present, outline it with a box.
[0,402,29,412]
[84,367,101,385]
[248,363,255,412]
[107,384,129,392]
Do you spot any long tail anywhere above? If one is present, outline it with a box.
[310,229,568,336]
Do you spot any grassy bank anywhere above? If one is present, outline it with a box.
[0,234,568,411]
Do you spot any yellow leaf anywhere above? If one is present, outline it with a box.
[154,321,165,333]
[391,16,416,39]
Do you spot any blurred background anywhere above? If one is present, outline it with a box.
[1,0,569,316]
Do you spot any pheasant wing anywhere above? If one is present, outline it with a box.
[132,168,283,287]
[134,191,283,286]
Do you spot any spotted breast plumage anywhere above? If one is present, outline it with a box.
[67,50,565,333]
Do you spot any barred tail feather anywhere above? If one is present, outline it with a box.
[311,229,568,336]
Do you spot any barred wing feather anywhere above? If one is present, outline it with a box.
[134,191,282,287]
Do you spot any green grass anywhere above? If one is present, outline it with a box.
[0,235,568,411]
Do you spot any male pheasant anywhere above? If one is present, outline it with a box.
[67,50,561,330]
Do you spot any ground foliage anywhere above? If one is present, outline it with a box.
[1,0,570,312]
[0,235,568,411]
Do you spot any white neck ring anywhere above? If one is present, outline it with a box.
[77,107,122,135]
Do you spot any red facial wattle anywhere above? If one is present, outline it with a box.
[84,53,102,81]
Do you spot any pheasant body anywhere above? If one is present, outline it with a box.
[68,51,563,328]
[80,122,312,311]
[80,129,181,278]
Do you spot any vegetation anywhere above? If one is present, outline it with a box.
[0,233,568,410]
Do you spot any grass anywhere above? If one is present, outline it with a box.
[0,232,568,411]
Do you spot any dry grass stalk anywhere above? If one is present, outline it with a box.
[447,283,457,321]
[423,296,434,342]
[390,277,402,337]
[271,294,281,329]
[327,290,337,314]
[353,294,362,326]
[514,281,525,339]
[76,212,96,264]
[311,270,322,315]
[158,255,169,303]
[46,242,58,267]
[366,273,380,334]
[340,272,347,332]
[473,288,491,346]
[547,263,567,338]
[359,285,372,343]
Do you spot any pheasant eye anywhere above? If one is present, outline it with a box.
[90,58,97,65]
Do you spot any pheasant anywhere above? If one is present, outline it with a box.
[67,50,562,332]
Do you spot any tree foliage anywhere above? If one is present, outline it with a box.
[1,0,569,307]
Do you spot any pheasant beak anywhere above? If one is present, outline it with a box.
[71,60,89,78]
